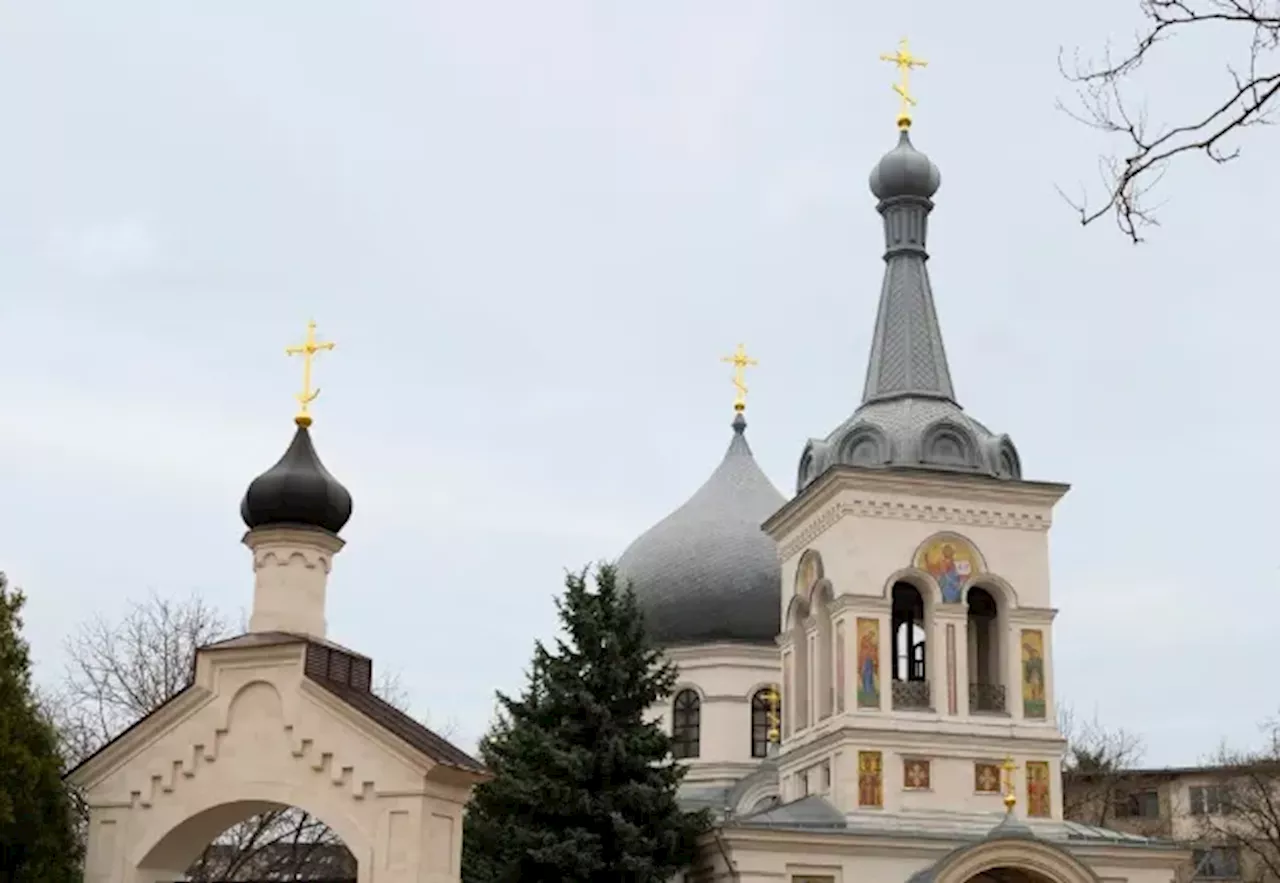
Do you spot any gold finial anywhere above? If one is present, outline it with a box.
[1001,756,1020,813]
[761,686,781,744]
[879,38,928,131]
[720,343,758,413]
[285,320,335,428]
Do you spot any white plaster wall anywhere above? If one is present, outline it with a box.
[699,831,1186,883]
[649,642,781,787]
[768,471,1068,820]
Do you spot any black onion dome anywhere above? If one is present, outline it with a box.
[240,424,353,534]
[617,413,786,646]
[869,129,941,200]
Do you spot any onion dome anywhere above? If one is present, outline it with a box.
[241,423,353,535]
[869,129,941,200]
[796,126,1020,491]
[618,413,786,646]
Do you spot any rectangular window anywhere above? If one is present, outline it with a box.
[1192,847,1241,880]
[1113,789,1160,819]
[1189,785,1232,816]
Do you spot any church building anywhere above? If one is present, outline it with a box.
[617,43,1189,883]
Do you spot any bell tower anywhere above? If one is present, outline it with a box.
[767,43,1068,823]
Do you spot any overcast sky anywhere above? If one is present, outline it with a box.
[0,2,1272,767]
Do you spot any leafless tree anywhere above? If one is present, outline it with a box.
[1059,0,1280,241]
[52,590,447,882]
[1059,702,1148,827]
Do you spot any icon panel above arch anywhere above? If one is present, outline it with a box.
[912,531,987,604]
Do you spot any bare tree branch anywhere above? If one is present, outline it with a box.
[1060,0,1280,241]
[1059,702,1148,828]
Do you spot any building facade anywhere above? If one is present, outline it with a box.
[617,75,1189,883]
[1065,764,1280,883]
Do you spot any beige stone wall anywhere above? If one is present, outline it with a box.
[72,642,476,883]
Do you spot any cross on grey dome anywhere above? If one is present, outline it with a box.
[796,126,1021,491]
[617,412,785,646]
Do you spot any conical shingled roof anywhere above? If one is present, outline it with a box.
[618,413,786,646]
[796,127,1021,491]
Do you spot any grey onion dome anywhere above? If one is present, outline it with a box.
[241,424,353,535]
[618,413,786,646]
[869,129,941,200]
[797,126,1020,492]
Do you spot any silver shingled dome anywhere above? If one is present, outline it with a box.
[618,413,786,646]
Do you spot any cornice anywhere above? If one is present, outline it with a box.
[778,721,1067,770]
[664,642,779,664]
[712,824,1186,865]
[1009,608,1058,626]
[832,596,891,616]
[770,470,1068,558]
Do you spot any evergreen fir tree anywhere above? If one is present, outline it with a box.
[0,573,81,882]
[462,563,710,883]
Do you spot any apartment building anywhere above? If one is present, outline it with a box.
[1063,764,1280,883]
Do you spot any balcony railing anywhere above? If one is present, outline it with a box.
[892,679,931,710]
[969,682,1007,713]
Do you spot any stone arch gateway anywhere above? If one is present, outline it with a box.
[67,409,489,883]
[70,631,487,883]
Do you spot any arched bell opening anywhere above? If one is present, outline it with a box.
[891,581,931,710]
[966,586,1007,714]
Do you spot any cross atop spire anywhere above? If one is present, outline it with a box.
[879,38,928,131]
[285,320,336,428]
[720,343,758,413]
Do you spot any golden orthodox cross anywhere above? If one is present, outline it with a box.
[879,38,928,130]
[285,320,335,427]
[1001,756,1020,813]
[761,686,781,743]
[720,343,758,412]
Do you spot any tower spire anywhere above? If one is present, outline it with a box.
[862,46,953,406]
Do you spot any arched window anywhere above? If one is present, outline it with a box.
[671,690,701,759]
[750,688,777,758]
